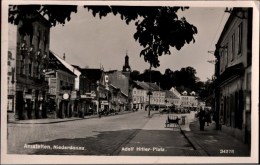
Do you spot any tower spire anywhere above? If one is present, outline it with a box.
[122,49,131,72]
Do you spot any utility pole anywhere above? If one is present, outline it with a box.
[148,63,152,117]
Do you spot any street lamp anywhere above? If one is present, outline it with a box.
[96,80,99,116]
[147,63,152,117]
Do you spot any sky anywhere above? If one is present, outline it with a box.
[50,6,230,82]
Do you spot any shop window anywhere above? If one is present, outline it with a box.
[60,81,64,90]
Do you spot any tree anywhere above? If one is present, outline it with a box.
[130,70,140,80]
[9,5,198,68]
[171,66,199,91]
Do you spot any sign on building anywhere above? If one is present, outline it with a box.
[49,78,57,95]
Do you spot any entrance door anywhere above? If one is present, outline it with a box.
[16,91,24,120]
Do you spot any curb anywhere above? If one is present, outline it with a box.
[9,111,134,125]
[180,127,209,156]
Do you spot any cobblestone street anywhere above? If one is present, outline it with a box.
[7,110,196,156]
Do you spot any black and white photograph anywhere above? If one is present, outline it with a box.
[1,0,259,164]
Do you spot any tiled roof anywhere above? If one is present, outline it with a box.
[133,81,162,91]
[165,90,180,99]
[49,51,77,77]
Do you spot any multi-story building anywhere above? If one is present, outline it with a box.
[45,51,77,118]
[165,90,181,108]
[106,70,129,97]
[132,82,146,110]
[132,81,165,110]
[79,68,110,114]
[109,84,128,112]
[180,91,198,108]
[214,8,252,144]
[7,24,17,119]
[8,13,50,120]
[168,87,182,108]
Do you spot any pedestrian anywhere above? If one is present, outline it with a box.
[205,109,212,126]
[197,108,206,131]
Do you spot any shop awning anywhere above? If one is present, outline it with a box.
[215,63,245,87]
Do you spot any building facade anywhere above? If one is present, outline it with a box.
[132,81,165,110]
[214,8,252,144]
[8,13,50,120]
[132,86,146,110]
[109,84,128,112]
[180,91,198,108]
[165,90,181,108]
[79,68,110,115]
[46,51,77,118]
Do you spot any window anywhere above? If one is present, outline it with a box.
[60,81,64,90]
[21,59,25,75]
[238,23,242,54]
[37,30,41,49]
[231,34,235,61]
[43,31,48,52]
[28,59,33,77]
[225,46,229,67]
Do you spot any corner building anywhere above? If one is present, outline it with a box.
[214,8,252,145]
[8,13,50,120]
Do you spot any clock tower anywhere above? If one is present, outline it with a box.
[122,52,131,74]
[122,52,132,111]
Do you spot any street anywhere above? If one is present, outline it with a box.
[7,110,198,156]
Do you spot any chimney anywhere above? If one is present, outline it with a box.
[63,53,66,61]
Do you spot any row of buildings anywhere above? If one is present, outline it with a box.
[7,12,201,121]
[7,7,252,147]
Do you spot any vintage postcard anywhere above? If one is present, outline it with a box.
[1,0,259,164]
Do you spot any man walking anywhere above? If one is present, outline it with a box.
[197,108,206,131]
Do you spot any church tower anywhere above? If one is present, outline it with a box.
[122,52,132,111]
[122,52,131,74]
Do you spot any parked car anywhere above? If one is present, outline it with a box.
[159,108,169,114]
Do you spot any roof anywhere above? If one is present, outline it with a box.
[133,81,163,91]
[80,68,103,82]
[165,90,180,99]
[48,51,77,77]
[50,51,81,77]
[215,8,251,56]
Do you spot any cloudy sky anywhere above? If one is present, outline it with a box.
[50,6,229,81]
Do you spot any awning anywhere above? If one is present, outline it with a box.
[215,63,245,87]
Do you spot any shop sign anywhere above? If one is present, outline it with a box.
[71,91,77,100]
[45,74,55,78]
[91,91,96,97]
[80,95,87,99]
[25,94,32,99]
[63,93,70,100]
[101,100,108,105]
[49,88,56,95]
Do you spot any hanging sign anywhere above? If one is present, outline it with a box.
[63,93,69,100]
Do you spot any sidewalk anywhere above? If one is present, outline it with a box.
[181,119,250,156]
[8,110,133,124]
